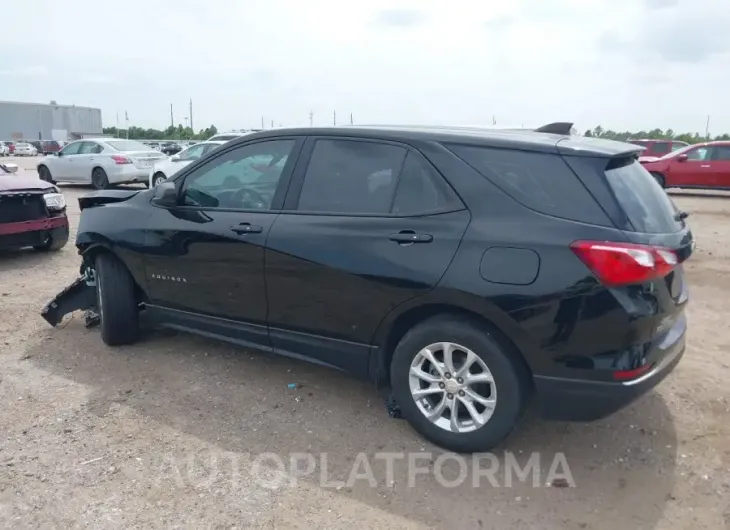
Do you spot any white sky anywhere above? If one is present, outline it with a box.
[1,0,728,134]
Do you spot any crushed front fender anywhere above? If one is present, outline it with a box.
[41,277,96,327]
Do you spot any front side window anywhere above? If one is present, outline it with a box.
[182,139,295,210]
[297,139,406,214]
[686,147,710,161]
[60,141,82,155]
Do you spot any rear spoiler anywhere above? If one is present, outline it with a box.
[534,122,578,135]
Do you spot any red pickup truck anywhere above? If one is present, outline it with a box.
[628,139,689,163]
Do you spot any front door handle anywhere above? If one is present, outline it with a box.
[700,164,711,168]
[230,223,263,235]
[389,230,433,244]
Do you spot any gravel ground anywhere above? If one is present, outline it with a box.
[1,156,729,529]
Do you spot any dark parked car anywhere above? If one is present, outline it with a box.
[41,123,692,452]
[0,163,69,251]
[161,142,182,156]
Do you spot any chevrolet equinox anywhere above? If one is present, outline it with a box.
[42,123,693,453]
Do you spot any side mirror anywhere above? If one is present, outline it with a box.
[170,154,180,161]
[677,154,688,162]
[4,163,19,173]
[152,180,178,207]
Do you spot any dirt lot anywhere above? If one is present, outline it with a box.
[1,156,728,529]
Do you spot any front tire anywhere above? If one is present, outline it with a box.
[95,253,139,346]
[390,316,529,453]
[92,167,110,189]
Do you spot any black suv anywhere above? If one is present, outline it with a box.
[42,123,692,453]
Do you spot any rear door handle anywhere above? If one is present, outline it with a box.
[389,230,433,244]
[230,223,263,235]
[700,164,711,168]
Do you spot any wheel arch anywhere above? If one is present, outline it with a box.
[369,295,535,388]
[79,242,149,303]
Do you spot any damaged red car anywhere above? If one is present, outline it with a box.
[0,163,69,251]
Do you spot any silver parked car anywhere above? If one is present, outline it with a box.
[36,138,166,189]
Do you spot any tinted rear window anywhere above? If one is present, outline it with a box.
[446,144,610,225]
[604,158,682,234]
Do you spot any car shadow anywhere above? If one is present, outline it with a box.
[24,318,678,528]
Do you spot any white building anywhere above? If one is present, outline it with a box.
[0,100,103,142]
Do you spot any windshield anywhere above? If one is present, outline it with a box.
[105,140,154,152]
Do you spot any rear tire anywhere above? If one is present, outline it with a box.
[651,172,666,188]
[152,172,167,187]
[390,316,530,453]
[95,253,139,346]
[92,167,110,190]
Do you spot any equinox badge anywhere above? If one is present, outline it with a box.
[151,274,187,283]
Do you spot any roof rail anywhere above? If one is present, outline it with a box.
[534,122,575,135]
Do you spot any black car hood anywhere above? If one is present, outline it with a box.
[78,189,141,210]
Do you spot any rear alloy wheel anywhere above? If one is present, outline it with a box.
[95,253,140,346]
[651,172,666,188]
[391,316,529,453]
[152,173,167,187]
[37,165,54,184]
[92,167,110,190]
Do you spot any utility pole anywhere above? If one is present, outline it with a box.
[271,119,274,128]
[333,110,336,126]
[350,113,353,125]
[189,98,193,132]
[309,110,313,127]
[125,111,129,139]
[705,115,711,139]
[170,104,174,128]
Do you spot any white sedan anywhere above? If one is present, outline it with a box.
[149,140,225,187]
[14,142,38,156]
[36,138,166,189]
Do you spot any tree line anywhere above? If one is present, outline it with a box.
[584,126,730,144]
[101,124,218,141]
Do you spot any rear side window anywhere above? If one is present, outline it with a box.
[446,144,607,224]
[297,139,406,214]
[390,152,462,215]
[604,158,682,234]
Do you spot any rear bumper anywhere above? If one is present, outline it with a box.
[534,319,686,421]
[107,165,153,185]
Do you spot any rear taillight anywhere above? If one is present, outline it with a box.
[570,241,678,287]
[111,155,131,164]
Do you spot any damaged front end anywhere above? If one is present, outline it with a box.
[41,263,99,328]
